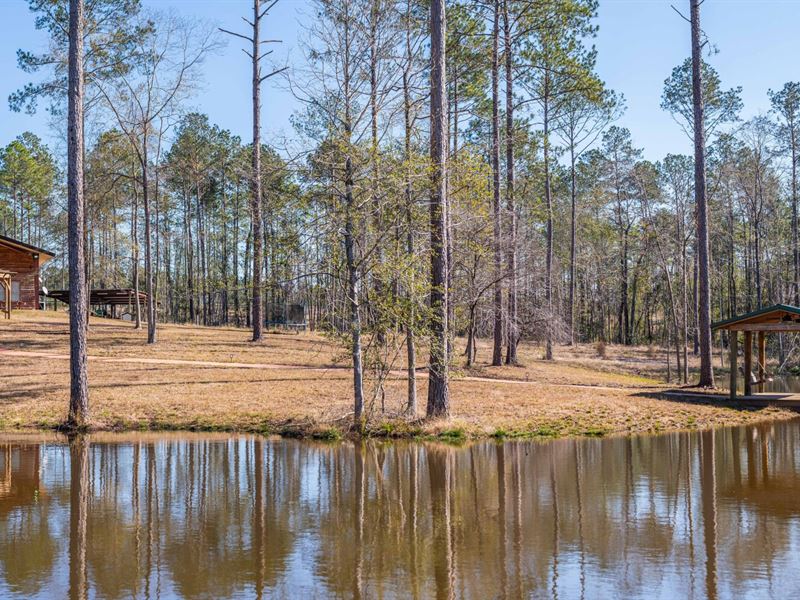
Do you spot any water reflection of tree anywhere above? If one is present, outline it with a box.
[1,425,800,598]
[69,436,89,600]
[0,443,58,597]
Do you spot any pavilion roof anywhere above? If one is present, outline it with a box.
[711,304,800,331]
[45,288,148,306]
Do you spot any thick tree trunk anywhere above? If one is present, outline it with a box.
[793,127,799,305]
[691,0,715,387]
[491,0,503,367]
[67,0,89,428]
[251,0,264,342]
[544,82,554,360]
[427,0,450,417]
[503,0,518,364]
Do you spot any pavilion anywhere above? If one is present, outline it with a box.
[45,288,148,319]
[712,304,800,400]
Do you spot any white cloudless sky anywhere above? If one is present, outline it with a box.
[1,0,799,161]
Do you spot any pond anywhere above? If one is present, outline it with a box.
[724,374,800,394]
[1,422,799,599]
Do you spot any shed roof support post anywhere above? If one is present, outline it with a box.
[729,331,737,401]
[1,277,10,319]
[744,331,753,397]
[757,331,766,393]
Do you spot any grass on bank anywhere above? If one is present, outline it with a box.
[0,310,795,439]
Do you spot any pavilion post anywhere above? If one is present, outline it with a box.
[757,331,766,393]
[743,331,753,397]
[2,279,9,320]
[729,331,738,401]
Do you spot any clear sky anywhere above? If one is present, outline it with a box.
[1,0,800,161]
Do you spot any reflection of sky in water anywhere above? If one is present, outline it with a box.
[0,424,798,599]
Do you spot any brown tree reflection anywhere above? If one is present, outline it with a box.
[0,423,799,598]
[68,435,89,600]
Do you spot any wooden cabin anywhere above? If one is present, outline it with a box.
[0,234,55,312]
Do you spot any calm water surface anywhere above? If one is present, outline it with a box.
[1,422,800,599]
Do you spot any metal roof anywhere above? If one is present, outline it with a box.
[45,288,148,306]
[711,304,800,330]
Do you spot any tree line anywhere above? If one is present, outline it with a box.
[3,0,797,428]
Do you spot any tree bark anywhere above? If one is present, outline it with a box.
[491,0,504,367]
[792,123,799,305]
[67,0,89,428]
[503,0,518,364]
[544,76,554,360]
[250,0,264,342]
[341,2,364,426]
[132,176,141,329]
[427,0,450,417]
[142,125,157,343]
[403,0,417,416]
[691,0,715,387]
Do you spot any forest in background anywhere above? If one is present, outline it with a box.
[3,0,800,424]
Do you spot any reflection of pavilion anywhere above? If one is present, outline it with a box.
[0,444,43,517]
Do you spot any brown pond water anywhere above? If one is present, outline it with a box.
[0,422,799,599]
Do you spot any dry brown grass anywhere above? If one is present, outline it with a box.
[1,310,795,439]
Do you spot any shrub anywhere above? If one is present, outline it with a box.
[595,340,607,359]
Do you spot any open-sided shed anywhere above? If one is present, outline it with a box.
[712,304,800,399]
[46,288,148,318]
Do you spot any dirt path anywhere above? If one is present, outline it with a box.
[1,347,659,392]
[0,348,334,372]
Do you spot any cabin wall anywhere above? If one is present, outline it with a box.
[0,244,41,309]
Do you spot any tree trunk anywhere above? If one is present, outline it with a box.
[793,125,799,305]
[67,0,89,428]
[691,0,715,387]
[132,176,141,329]
[568,142,578,345]
[544,77,554,360]
[341,2,365,426]
[491,0,503,367]
[142,129,157,344]
[403,0,417,416]
[251,0,264,342]
[427,0,450,417]
[503,0,518,364]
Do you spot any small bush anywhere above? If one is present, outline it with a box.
[313,427,342,441]
[595,340,607,359]
[438,427,466,441]
[532,425,559,438]
[582,427,609,438]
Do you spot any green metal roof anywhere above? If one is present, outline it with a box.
[711,304,800,330]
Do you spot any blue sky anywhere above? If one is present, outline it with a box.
[1,0,799,160]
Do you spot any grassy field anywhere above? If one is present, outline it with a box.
[1,310,795,439]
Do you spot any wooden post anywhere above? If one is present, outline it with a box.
[744,331,753,397]
[757,331,766,393]
[729,331,738,401]
[1,277,10,320]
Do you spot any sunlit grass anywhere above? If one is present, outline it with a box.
[0,310,795,439]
